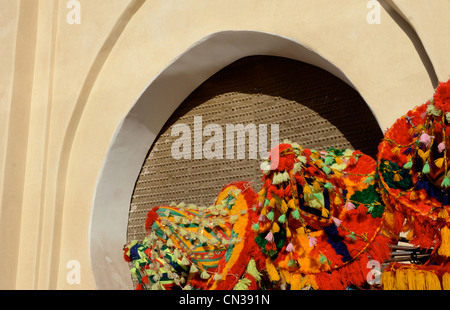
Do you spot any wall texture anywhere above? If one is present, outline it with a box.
[0,0,448,289]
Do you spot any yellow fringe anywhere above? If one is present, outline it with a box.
[442,273,450,290]
[438,225,450,257]
[381,271,395,290]
[382,267,444,290]
[425,271,441,290]
[415,271,427,290]
[406,269,416,290]
[395,269,408,290]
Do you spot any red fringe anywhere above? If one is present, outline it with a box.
[314,233,393,290]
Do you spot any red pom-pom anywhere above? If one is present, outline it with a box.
[433,80,450,113]
[145,207,160,231]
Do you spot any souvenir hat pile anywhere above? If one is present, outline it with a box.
[377,80,450,257]
[123,79,450,290]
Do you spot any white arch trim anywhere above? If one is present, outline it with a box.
[89,30,380,290]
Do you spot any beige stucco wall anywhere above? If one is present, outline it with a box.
[0,0,448,289]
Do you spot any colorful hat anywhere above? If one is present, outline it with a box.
[377,79,450,257]
[253,141,395,289]
[123,181,265,290]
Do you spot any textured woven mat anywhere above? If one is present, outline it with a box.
[126,55,383,242]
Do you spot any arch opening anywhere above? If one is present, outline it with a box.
[89,30,382,290]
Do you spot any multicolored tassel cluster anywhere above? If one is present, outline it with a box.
[123,79,450,290]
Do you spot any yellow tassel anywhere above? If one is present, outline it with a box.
[313,181,321,191]
[415,271,426,290]
[333,170,342,178]
[269,198,276,207]
[272,222,280,233]
[321,207,329,218]
[288,199,296,209]
[335,157,343,165]
[418,149,430,161]
[280,200,288,214]
[409,191,418,200]
[425,271,441,290]
[406,268,416,290]
[391,146,401,156]
[435,157,445,169]
[303,185,312,195]
[442,272,450,290]
[395,269,408,290]
[438,226,450,257]
[438,208,449,219]
[381,271,395,290]
[290,274,303,290]
[393,173,402,182]
[286,227,292,238]
[334,195,342,205]
[297,226,306,236]
[266,259,280,282]
[258,189,265,202]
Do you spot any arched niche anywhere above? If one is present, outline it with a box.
[89,31,382,290]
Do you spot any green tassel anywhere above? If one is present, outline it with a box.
[264,198,270,207]
[322,166,331,175]
[422,162,430,174]
[251,222,260,231]
[363,176,374,185]
[324,156,334,166]
[278,214,286,223]
[319,254,328,264]
[233,278,252,290]
[323,182,333,189]
[246,259,262,282]
[292,209,300,220]
[346,232,357,242]
[403,159,413,169]
[287,259,296,267]
[266,211,275,221]
[441,176,450,188]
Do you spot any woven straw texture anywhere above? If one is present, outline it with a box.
[126,56,383,242]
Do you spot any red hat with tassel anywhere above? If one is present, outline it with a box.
[377,79,450,259]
